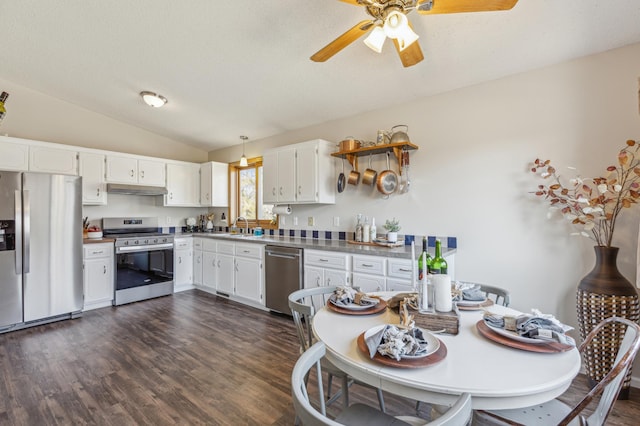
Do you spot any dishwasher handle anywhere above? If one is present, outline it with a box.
[266,251,300,260]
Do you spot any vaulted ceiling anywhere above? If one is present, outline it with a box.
[1,0,639,152]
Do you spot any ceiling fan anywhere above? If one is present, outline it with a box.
[311,0,519,68]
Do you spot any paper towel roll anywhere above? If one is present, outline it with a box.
[272,205,292,215]
[433,275,452,312]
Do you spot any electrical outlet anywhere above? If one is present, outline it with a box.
[293,216,298,226]
[308,216,315,226]
[333,216,340,227]
[281,216,286,226]
[166,216,172,225]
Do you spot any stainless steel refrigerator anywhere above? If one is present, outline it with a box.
[0,171,83,331]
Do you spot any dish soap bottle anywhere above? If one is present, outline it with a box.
[362,217,370,243]
[355,214,363,242]
[369,217,377,242]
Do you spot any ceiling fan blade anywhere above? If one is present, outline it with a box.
[338,0,363,5]
[311,20,373,62]
[393,39,424,68]
[417,0,518,15]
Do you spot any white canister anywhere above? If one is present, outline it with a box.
[433,274,452,312]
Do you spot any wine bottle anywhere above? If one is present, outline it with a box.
[417,236,431,281]
[429,239,448,274]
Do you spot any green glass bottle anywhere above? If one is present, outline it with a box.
[417,236,431,281]
[429,239,448,274]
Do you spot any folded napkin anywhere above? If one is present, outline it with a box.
[365,325,429,361]
[331,286,379,307]
[483,309,576,346]
[452,282,485,301]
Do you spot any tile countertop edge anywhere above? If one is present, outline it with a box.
[177,233,456,259]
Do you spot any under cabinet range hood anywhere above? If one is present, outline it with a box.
[106,183,168,196]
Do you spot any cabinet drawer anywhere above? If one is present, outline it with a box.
[217,241,235,255]
[387,258,413,280]
[352,255,385,276]
[193,238,203,249]
[83,243,113,259]
[174,238,192,250]
[203,239,218,252]
[235,243,263,259]
[305,250,349,270]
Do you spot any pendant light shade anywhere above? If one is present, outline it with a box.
[382,10,419,52]
[364,26,386,53]
[239,136,248,167]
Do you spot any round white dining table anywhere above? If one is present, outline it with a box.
[312,295,581,410]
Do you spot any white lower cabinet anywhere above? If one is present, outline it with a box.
[193,238,203,286]
[304,250,349,307]
[83,243,114,311]
[216,241,235,294]
[351,254,386,292]
[234,243,264,306]
[386,258,414,292]
[174,238,193,292]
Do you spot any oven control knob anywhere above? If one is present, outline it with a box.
[134,240,139,245]
[124,241,129,246]
[153,238,158,244]
[144,239,149,244]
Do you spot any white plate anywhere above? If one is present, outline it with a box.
[456,297,487,306]
[364,324,440,358]
[329,297,377,311]
[484,322,547,344]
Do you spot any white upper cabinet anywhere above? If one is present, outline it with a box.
[164,162,200,206]
[106,156,166,186]
[79,152,107,205]
[0,137,29,171]
[200,161,228,207]
[29,145,78,175]
[263,139,335,204]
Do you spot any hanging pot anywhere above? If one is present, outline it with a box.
[348,163,360,185]
[389,125,410,144]
[362,154,377,186]
[337,159,346,193]
[376,152,398,195]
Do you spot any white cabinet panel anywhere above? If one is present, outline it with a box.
[138,159,166,186]
[216,253,235,294]
[174,238,193,291]
[0,138,29,171]
[79,152,107,205]
[200,161,228,207]
[106,156,165,186]
[235,257,263,304]
[165,162,200,206]
[29,145,78,175]
[352,273,385,292]
[202,251,217,290]
[83,243,114,311]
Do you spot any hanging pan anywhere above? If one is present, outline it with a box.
[362,154,377,186]
[376,152,398,195]
[337,158,346,193]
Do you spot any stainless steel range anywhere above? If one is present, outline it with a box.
[103,217,174,306]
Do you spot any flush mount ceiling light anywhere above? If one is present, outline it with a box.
[140,91,167,108]
[239,136,248,167]
[311,0,519,68]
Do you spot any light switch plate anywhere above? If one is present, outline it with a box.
[308,217,315,226]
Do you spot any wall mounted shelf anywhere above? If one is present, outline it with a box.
[330,141,418,171]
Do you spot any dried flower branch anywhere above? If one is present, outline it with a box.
[530,140,640,247]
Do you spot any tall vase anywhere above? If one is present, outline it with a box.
[577,246,639,399]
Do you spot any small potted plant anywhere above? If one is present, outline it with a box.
[383,218,401,243]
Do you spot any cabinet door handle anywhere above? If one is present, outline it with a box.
[179,257,182,264]
[326,278,331,285]
[319,258,329,262]
[279,187,283,196]
[399,268,411,272]
[103,265,107,274]
[130,169,134,177]
[140,170,145,179]
[92,250,104,255]
[361,263,374,268]
[272,188,276,196]
[217,260,221,267]
[243,250,250,253]
[298,185,302,195]
[96,188,100,197]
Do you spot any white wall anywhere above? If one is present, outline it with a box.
[0,77,208,163]
[210,43,640,335]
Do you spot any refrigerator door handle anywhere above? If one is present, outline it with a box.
[23,189,30,274]
[15,190,22,274]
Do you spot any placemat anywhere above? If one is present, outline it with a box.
[476,321,574,353]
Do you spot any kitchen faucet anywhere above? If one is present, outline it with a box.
[233,216,249,235]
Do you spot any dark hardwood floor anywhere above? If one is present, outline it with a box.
[0,290,638,425]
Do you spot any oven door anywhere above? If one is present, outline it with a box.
[115,244,174,291]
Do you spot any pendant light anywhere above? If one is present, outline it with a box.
[140,91,167,107]
[239,136,248,167]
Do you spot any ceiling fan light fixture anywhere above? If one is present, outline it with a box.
[382,10,408,39]
[364,25,386,53]
[397,27,419,51]
[140,91,167,108]
[239,135,248,167]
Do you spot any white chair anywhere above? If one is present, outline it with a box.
[477,284,510,307]
[292,341,473,426]
[474,317,640,426]
[288,286,385,411]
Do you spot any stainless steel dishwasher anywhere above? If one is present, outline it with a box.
[265,245,303,314]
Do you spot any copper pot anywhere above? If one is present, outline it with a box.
[376,152,398,195]
[348,164,360,185]
[362,154,377,186]
[339,137,361,151]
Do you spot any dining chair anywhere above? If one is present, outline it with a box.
[474,316,640,426]
[478,284,510,307]
[292,341,473,426]
[288,286,386,412]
